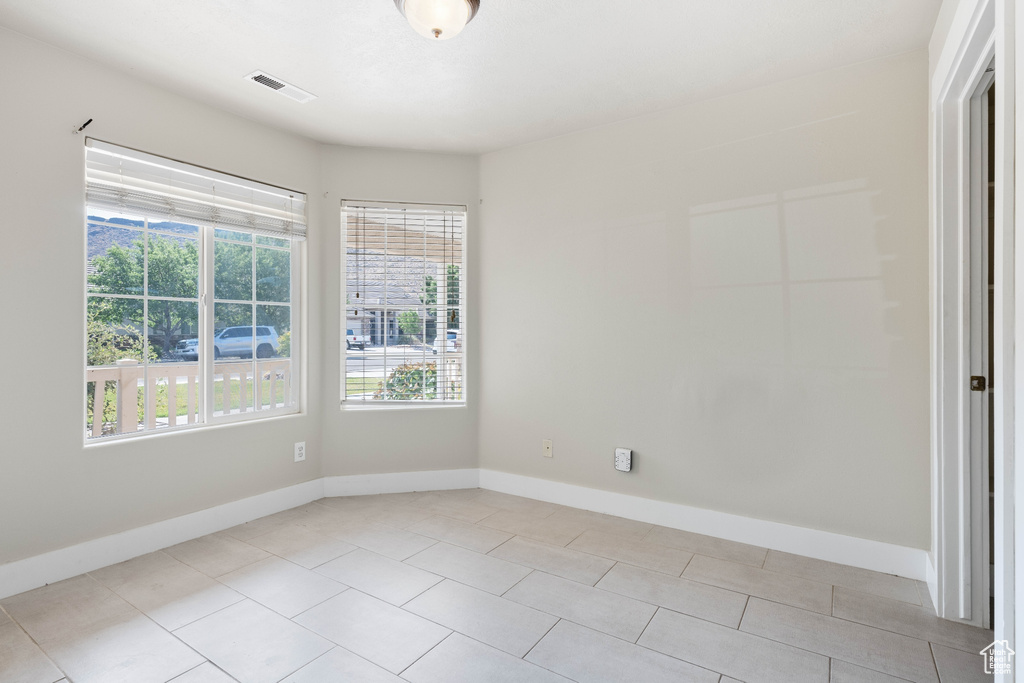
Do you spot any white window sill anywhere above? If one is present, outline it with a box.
[340,401,466,412]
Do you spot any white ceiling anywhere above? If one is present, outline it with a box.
[0,0,940,153]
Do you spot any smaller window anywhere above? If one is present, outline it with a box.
[342,201,466,405]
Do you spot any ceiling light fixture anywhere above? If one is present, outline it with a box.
[394,0,480,40]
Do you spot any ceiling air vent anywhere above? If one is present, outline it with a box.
[245,71,317,104]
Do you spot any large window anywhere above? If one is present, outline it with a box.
[85,140,305,440]
[342,201,465,405]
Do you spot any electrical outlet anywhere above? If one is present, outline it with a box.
[614,447,632,472]
[294,442,306,463]
[542,439,553,458]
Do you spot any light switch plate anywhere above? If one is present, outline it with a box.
[614,448,631,472]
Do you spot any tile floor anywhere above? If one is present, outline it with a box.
[0,489,995,683]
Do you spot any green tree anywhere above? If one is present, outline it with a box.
[398,310,422,338]
[89,235,199,357]
[421,275,437,343]
[446,265,460,330]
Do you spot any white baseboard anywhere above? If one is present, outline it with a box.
[479,469,929,581]
[323,469,480,497]
[0,466,929,601]
[0,478,324,601]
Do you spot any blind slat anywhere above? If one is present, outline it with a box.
[86,139,307,241]
[343,201,465,403]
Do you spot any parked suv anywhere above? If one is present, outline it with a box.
[174,326,280,360]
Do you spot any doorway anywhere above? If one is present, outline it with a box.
[968,67,995,629]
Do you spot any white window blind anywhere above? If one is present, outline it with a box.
[342,201,466,404]
[85,139,307,240]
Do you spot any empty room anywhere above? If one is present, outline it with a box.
[1,0,1021,681]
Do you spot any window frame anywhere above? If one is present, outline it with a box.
[340,200,467,409]
[83,209,303,445]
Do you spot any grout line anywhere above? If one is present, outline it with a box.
[592,560,619,587]
[634,604,659,645]
[678,552,694,577]
[737,595,751,630]
[396,631,454,677]
[499,569,536,598]
[522,617,562,660]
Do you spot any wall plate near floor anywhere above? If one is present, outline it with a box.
[614,448,632,472]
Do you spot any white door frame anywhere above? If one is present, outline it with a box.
[931,0,1015,647]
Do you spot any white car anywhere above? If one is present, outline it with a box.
[346,328,369,350]
[433,330,461,354]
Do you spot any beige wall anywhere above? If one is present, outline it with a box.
[477,51,931,549]
[0,27,325,565]
[317,146,479,477]
[1,23,932,566]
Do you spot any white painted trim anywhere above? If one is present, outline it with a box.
[323,469,480,497]
[0,478,324,601]
[479,470,928,580]
[0,467,931,603]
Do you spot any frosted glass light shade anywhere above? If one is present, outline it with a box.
[395,0,480,40]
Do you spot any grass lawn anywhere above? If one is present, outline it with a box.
[346,376,383,396]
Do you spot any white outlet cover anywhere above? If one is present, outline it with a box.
[294,442,306,462]
[543,439,553,458]
[614,448,631,472]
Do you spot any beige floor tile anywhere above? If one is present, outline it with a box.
[683,554,832,614]
[2,575,203,683]
[90,551,243,630]
[830,659,917,682]
[0,621,64,683]
[404,579,557,657]
[526,619,719,683]
[280,647,403,682]
[0,607,10,625]
[832,587,992,654]
[763,551,921,605]
[638,607,830,683]
[504,571,656,642]
[545,508,654,539]
[740,598,937,683]
[330,521,437,561]
[217,557,346,618]
[568,530,693,576]
[645,526,768,567]
[408,492,502,523]
[168,662,237,682]
[480,509,590,546]
[291,502,361,536]
[314,548,441,605]
[916,581,936,612]
[164,532,271,578]
[488,536,615,586]
[362,505,436,529]
[407,515,513,553]
[244,523,357,569]
[405,542,531,594]
[294,590,450,674]
[404,633,570,683]
[174,599,332,683]
[931,643,993,682]
[470,490,562,518]
[222,509,303,541]
[595,562,748,628]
